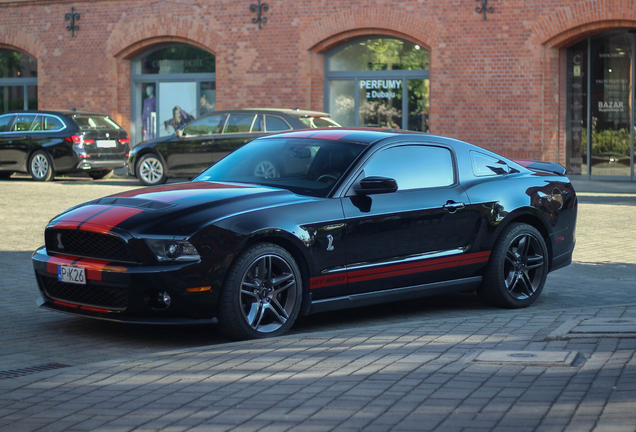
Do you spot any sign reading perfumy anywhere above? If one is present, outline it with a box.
[361,79,402,99]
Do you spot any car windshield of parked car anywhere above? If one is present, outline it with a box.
[73,115,121,130]
[194,138,365,197]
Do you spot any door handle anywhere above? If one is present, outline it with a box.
[443,201,465,213]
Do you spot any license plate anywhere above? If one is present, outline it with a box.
[58,265,86,285]
[96,140,117,148]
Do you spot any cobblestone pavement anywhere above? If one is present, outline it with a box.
[0,175,635,431]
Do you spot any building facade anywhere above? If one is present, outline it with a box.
[1,0,635,179]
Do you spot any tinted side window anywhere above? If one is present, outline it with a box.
[43,116,65,131]
[11,114,37,132]
[183,114,225,136]
[224,114,256,134]
[265,115,292,132]
[0,115,15,132]
[362,145,454,190]
[30,115,42,131]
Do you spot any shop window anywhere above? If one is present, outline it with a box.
[567,31,634,178]
[0,49,37,114]
[326,37,429,131]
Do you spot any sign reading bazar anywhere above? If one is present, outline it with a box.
[361,79,402,99]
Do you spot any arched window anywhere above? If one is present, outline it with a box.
[131,44,216,145]
[325,37,429,131]
[0,49,37,114]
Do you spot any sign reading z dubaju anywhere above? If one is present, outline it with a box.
[360,79,402,99]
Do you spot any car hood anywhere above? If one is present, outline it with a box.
[48,181,317,236]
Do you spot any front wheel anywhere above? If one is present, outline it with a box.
[30,150,55,181]
[136,154,167,186]
[477,223,548,308]
[218,243,303,340]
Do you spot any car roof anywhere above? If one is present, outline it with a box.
[236,108,332,117]
[1,109,109,116]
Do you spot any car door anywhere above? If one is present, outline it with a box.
[167,113,227,177]
[0,114,35,172]
[342,144,477,295]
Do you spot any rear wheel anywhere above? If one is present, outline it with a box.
[30,150,55,182]
[478,223,548,308]
[218,243,302,340]
[136,154,167,186]
[88,169,114,180]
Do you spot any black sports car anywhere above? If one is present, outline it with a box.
[32,128,577,340]
[0,109,129,181]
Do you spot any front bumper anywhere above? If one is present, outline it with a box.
[32,247,220,323]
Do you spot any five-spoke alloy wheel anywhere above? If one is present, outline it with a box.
[478,223,548,308]
[218,243,302,340]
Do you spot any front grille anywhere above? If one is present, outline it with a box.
[41,276,128,310]
[46,229,134,262]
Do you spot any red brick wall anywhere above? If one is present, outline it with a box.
[1,0,635,164]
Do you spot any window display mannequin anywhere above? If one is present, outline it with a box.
[142,85,156,140]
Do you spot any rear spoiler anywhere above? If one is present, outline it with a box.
[512,159,567,176]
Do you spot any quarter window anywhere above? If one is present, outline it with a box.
[265,115,291,132]
[362,145,454,190]
[43,115,64,131]
[470,151,510,176]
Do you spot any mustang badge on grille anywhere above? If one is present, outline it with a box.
[56,233,65,250]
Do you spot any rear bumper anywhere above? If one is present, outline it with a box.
[75,159,127,170]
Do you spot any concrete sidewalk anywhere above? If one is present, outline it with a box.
[1,178,635,432]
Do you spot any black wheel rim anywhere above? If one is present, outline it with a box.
[504,233,545,300]
[239,254,298,334]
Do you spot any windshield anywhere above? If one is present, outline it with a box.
[194,137,365,197]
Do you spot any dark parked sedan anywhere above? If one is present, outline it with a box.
[33,128,577,340]
[128,108,339,186]
[0,109,129,181]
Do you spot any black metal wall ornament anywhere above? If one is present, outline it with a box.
[250,0,269,29]
[65,7,81,37]
[475,0,494,20]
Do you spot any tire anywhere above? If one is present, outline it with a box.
[30,150,55,182]
[88,169,114,180]
[136,154,167,186]
[477,223,549,309]
[253,160,280,178]
[218,243,303,340]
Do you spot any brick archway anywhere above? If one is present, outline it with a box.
[301,8,439,53]
[534,0,636,48]
[0,26,45,59]
[106,17,223,58]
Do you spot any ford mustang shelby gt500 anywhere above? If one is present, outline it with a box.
[33,128,577,340]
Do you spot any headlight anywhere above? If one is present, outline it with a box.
[145,240,201,262]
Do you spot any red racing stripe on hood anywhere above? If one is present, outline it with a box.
[78,207,143,231]
[51,205,112,229]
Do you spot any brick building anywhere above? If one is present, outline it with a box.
[1,0,635,179]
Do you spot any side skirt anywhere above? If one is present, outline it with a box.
[308,276,482,314]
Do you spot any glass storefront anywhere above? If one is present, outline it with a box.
[567,31,635,179]
[131,45,216,146]
[0,49,37,114]
[326,37,429,131]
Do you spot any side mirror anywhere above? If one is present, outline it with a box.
[354,176,398,195]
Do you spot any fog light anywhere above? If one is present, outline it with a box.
[162,291,171,306]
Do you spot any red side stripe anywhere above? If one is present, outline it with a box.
[309,251,491,290]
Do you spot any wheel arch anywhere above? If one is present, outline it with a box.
[496,209,554,269]
[240,231,313,317]
[134,149,168,177]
